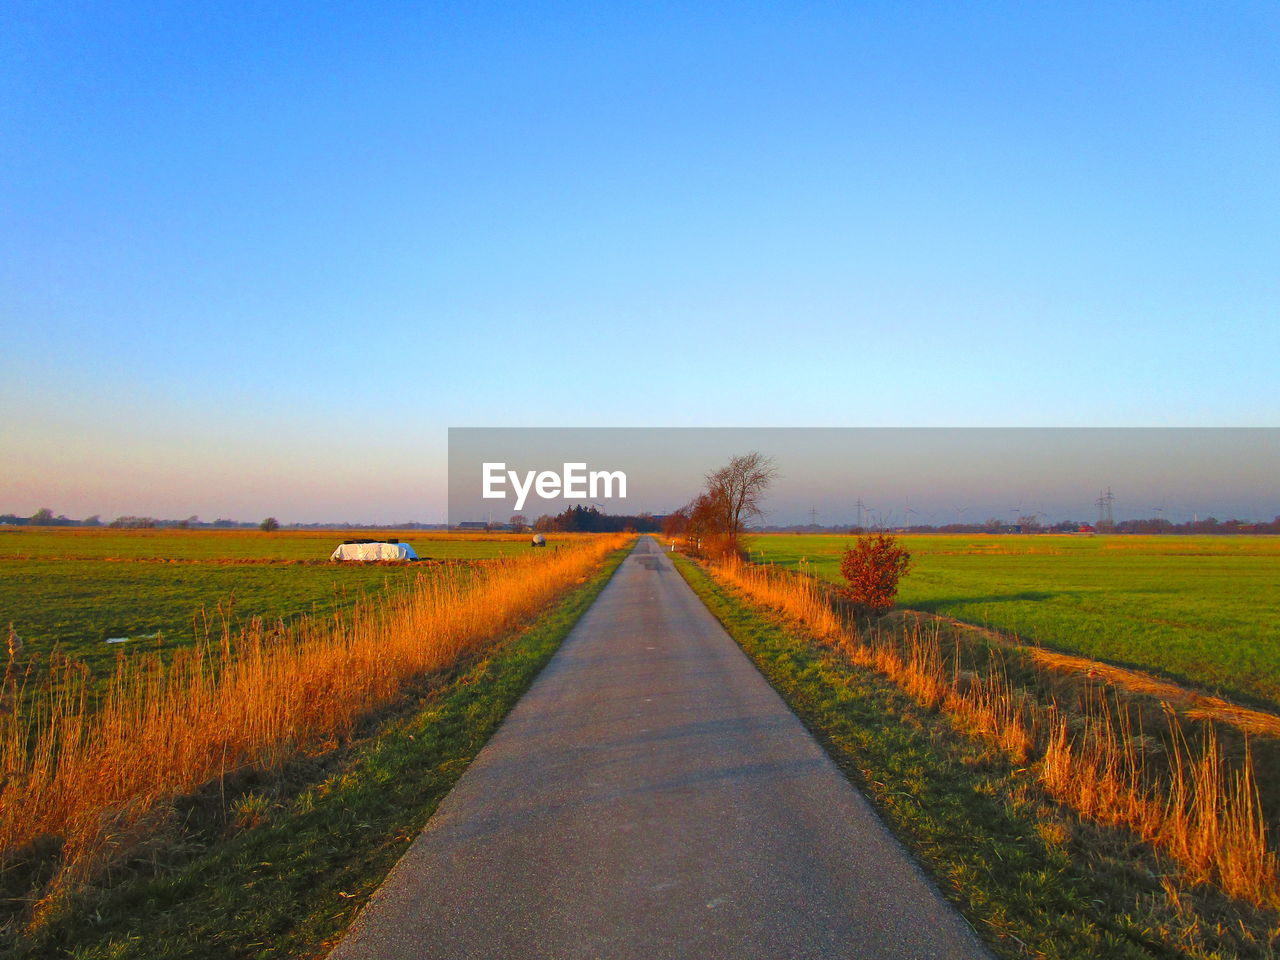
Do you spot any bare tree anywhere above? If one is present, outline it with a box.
[704,451,777,542]
[661,507,689,538]
[686,491,725,542]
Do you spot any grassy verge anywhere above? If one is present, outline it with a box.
[671,552,1278,959]
[4,545,631,960]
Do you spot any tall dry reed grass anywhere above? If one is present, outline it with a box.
[0,535,627,918]
[709,556,1278,908]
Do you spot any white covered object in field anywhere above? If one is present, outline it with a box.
[329,541,418,562]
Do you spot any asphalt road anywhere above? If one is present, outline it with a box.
[329,536,990,960]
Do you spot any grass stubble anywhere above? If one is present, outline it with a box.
[675,551,1280,958]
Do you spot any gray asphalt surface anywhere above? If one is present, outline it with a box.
[329,536,991,960]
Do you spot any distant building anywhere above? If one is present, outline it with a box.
[455,521,489,531]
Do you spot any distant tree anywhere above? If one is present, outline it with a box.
[524,507,659,534]
[29,508,55,525]
[839,534,912,613]
[1015,514,1043,533]
[509,514,528,532]
[110,516,157,529]
[704,452,777,543]
[259,517,280,532]
[554,505,597,532]
[83,514,102,526]
[685,493,716,540]
[683,492,729,557]
[662,507,689,538]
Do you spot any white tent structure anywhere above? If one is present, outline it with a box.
[329,541,419,562]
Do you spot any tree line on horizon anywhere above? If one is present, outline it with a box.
[5,505,1279,536]
[528,505,663,533]
[758,515,1280,535]
[0,509,453,530]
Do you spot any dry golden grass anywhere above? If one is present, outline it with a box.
[708,556,1279,909]
[899,609,1280,741]
[0,534,628,920]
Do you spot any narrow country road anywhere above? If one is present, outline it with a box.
[329,537,990,960]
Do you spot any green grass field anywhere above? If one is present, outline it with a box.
[4,546,632,960]
[0,527,538,561]
[746,534,1280,708]
[0,528,551,682]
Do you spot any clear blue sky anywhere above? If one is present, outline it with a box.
[2,2,1277,521]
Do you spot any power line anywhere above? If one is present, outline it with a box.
[1095,487,1115,531]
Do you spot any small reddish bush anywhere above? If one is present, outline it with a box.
[839,534,912,612]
